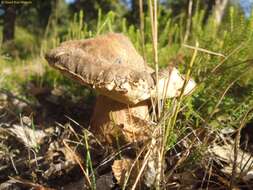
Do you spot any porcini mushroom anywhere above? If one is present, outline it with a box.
[45,33,196,145]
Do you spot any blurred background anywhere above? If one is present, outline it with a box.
[1,0,253,189]
[0,0,252,58]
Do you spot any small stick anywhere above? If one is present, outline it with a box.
[183,44,225,57]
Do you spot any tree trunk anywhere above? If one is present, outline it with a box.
[203,0,229,25]
[3,6,16,43]
[214,0,229,25]
[130,0,140,25]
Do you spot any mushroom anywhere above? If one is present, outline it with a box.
[45,33,196,145]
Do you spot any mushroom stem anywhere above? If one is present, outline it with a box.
[90,95,151,145]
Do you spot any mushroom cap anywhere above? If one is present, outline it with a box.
[45,33,196,105]
[154,66,196,98]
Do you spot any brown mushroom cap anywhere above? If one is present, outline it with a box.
[45,33,195,105]
[45,33,155,104]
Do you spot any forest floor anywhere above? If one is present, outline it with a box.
[1,59,253,190]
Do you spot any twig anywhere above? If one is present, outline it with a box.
[9,154,18,174]
[183,44,225,57]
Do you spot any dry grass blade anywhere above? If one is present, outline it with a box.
[62,139,92,189]
[200,157,213,189]
[165,41,199,145]
[148,1,162,187]
[131,146,152,190]
[120,141,152,189]
[157,42,198,189]
[230,108,253,189]
[149,0,160,119]
[183,44,225,57]
[139,0,146,63]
